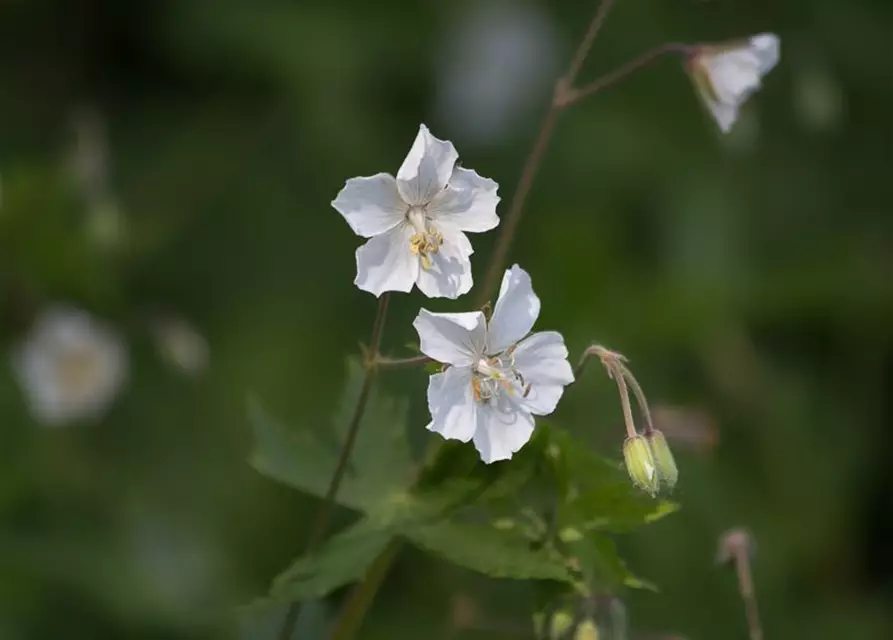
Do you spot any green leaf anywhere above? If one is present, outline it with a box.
[563,484,679,534]
[267,518,392,603]
[408,521,574,582]
[247,356,412,511]
[568,534,657,592]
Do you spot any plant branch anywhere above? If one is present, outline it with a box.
[559,43,692,107]
[330,539,403,640]
[278,293,390,640]
[735,550,764,640]
[476,0,620,306]
[374,354,432,369]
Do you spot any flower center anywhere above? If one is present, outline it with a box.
[406,206,443,270]
[471,352,530,404]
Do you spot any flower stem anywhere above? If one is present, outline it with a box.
[476,0,619,307]
[277,293,390,640]
[734,550,764,640]
[374,354,432,369]
[558,43,693,107]
[330,538,403,640]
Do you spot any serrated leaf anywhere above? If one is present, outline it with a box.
[408,521,573,582]
[247,357,412,511]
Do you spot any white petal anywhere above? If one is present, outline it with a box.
[705,95,740,133]
[396,124,459,206]
[428,167,500,233]
[513,331,574,386]
[332,173,407,238]
[413,309,486,366]
[354,223,419,296]
[472,397,535,463]
[487,264,540,353]
[415,228,473,300]
[749,33,780,74]
[512,331,573,416]
[426,366,477,443]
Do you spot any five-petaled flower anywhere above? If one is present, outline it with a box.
[333,124,500,299]
[413,265,574,463]
[688,33,780,133]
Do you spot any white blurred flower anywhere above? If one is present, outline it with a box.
[151,315,209,376]
[413,265,574,463]
[332,124,500,299]
[12,306,128,426]
[436,1,560,147]
[688,33,780,133]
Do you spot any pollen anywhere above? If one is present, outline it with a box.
[409,228,444,270]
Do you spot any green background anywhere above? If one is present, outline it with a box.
[1,0,891,638]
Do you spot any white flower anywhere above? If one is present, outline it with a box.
[689,33,780,133]
[12,306,128,426]
[413,265,574,463]
[332,124,500,299]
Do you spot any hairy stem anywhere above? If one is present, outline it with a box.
[278,293,390,640]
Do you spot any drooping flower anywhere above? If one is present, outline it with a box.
[688,33,780,133]
[12,306,128,426]
[413,265,574,463]
[622,434,659,496]
[332,124,500,299]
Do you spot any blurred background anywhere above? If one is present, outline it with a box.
[1,0,891,638]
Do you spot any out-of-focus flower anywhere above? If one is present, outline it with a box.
[12,306,128,426]
[414,265,574,463]
[151,315,209,376]
[623,434,659,496]
[332,124,500,299]
[688,34,780,133]
[646,430,679,491]
[436,1,560,147]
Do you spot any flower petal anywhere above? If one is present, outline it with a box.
[413,309,486,366]
[428,167,500,233]
[487,264,541,353]
[472,397,535,463]
[749,33,780,74]
[514,331,574,383]
[415,228,473,300]
[426,366,477,443]
[396,124,459,205]
[354,223,419,296]
[332,173,407,238]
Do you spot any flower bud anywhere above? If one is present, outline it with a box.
[623,435,659,496]
[647,430,678,490]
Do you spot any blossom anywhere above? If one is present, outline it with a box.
[12,306,128,426]
[688,33,780,133]
[413,265,574,463]
[332,124,500,299]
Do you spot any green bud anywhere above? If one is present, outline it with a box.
[623,435,659,496]
[647,430,678,490]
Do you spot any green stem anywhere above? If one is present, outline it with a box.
[330,539,403,640]
[277,293,390,640]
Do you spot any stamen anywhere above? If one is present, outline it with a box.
[406,209,443,271]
